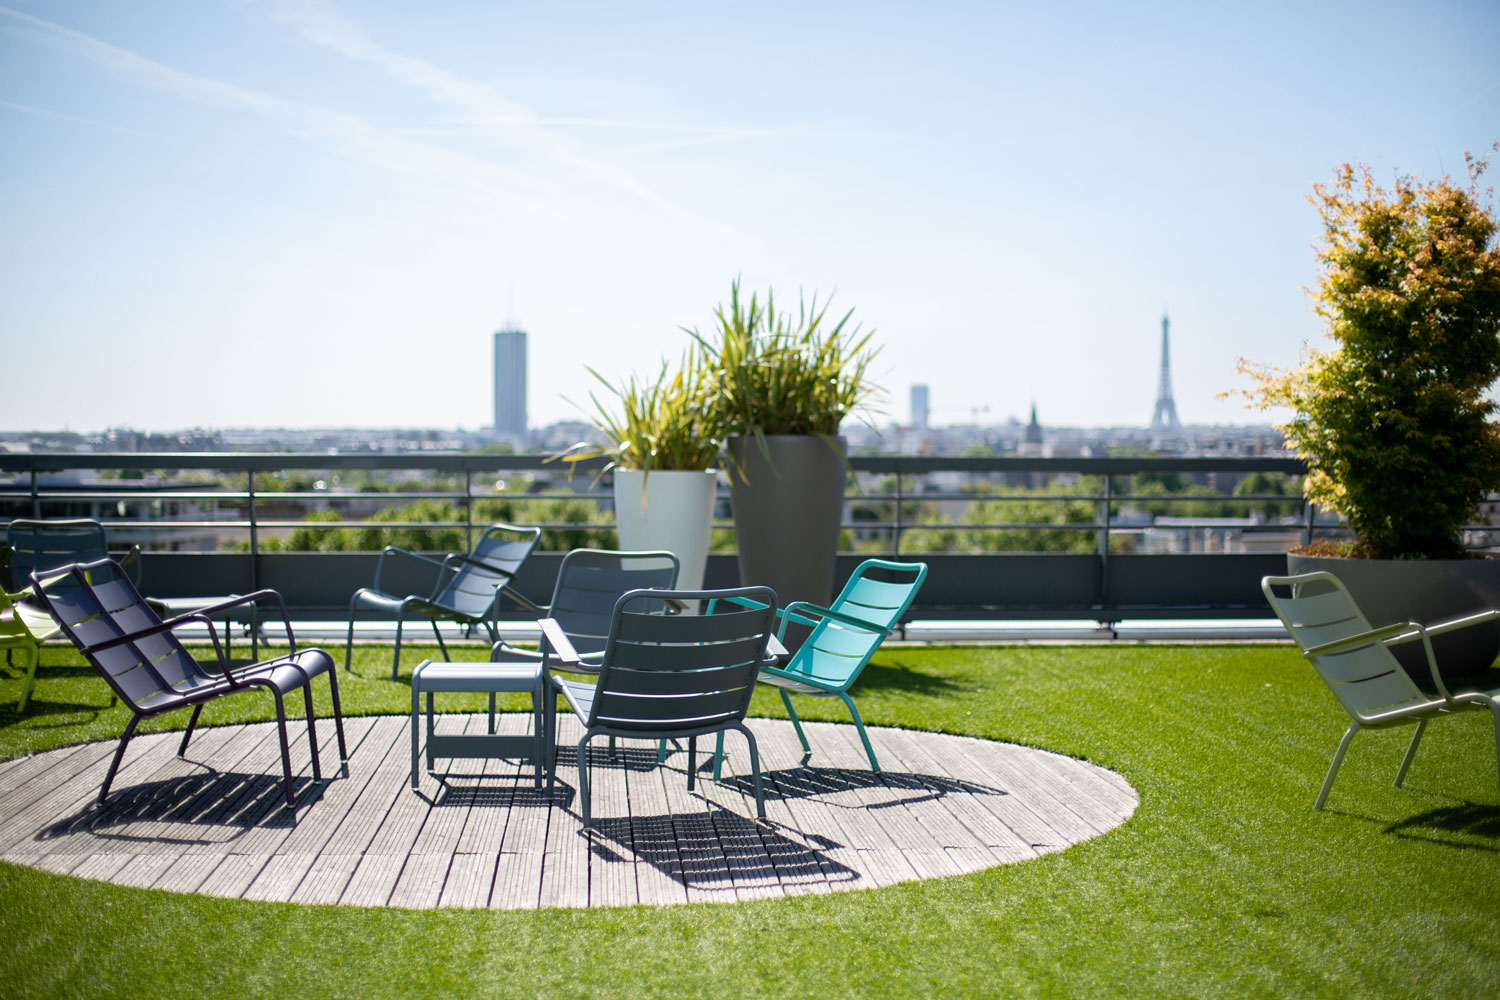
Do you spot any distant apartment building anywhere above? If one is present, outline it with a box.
[493,328,528,437]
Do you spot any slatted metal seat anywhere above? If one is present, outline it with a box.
[343,523,541,678]
[543,586,783,828]
[1263,571,1500,809]
[32,558,347,808]
[712,558,928,774]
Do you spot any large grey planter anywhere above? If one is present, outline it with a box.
[727,434,847,609]
[1287,553,1500,687]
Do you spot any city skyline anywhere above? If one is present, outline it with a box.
[2,1,1497,434]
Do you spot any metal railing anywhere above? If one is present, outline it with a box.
[0,451,1336,621]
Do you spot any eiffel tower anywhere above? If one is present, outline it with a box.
[1150,312,1181,431]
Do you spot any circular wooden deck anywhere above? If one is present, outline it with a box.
[0,714,1136,908]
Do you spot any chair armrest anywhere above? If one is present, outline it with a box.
[1418,607,1500,638]
[1301,622,1415,659]
[776,601,892,641]
[766,634,790,661]
[537,617,583,666]
[497,583,546,614]
[372,545,446,593]
[709,594,770,615]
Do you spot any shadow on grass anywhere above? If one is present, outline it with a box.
[842,659,971,696]
[1381,802,1500,852]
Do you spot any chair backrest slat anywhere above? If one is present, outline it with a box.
[583,586,775,737]
[1263,572,1430,720]
[547,550,679,655]
[5,519,109,590]
[786,559,927,689]
[31,558,206,713]
[431,524,541,616]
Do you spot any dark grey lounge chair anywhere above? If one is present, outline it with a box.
[343,523,541,678]
[32,558,347,808]
[543,586,783,828]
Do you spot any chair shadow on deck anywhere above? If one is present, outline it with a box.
[584,809,860,892]
[716,765,1006,810]
[36,768,324,847]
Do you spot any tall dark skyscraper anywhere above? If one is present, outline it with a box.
[493,327,528,436]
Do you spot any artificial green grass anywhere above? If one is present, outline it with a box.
[1,639,1497,999]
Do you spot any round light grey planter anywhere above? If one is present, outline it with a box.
[727,434,847,609]
[612,468,717,593]
[1287,553,1500,687]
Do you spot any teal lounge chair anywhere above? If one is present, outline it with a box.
[712,558,928,775]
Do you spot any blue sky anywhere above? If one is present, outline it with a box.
[2,0,1497,434]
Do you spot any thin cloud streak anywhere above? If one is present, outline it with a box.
[0,5,610,224]
[256,0,742,241]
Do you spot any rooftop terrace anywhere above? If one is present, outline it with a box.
[2,638,1497,998]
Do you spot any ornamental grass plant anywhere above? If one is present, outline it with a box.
[688,279,882,452]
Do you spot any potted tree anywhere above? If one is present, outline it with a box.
[690,280,882,608]
[560,351,722,593]
[1239,149,1500,685]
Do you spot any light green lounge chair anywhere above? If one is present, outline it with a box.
[1263,571,1500,810]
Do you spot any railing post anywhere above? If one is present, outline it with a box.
[893,461,904,558]
[247,470,260,593]
[464,468,474,552]
[1302,495,1314,549]
[1097,474,1113,608]
[29,469,39,519]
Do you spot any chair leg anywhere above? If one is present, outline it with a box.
[1489,700,1500,795]
[410,670,422,790]
[430,617,451,663]
[781,690,812,754]
[391,616,406,679]
[687,736,697,791]
[1316,722,1361,811]
[530,683,543,789]
[14,644,39,714]
[343,597,360,672]
[839,692,880,772]
[303,683,322,782]
[1394,719,1427,788]
[711,731,725,780]
[272,692,296,807]
[179,704,204,757]
[577,733,594,827]
[99,713,143,805]
[488,692,497,734]
[737,724,766,819]
[326,663,348,763]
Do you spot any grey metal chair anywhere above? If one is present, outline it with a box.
[343,523,541,678]
[4,517,255,703]
[31,558,347,808]
[1263,571,1500,810]
[542,586,783,828]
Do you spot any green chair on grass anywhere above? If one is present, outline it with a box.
[1,585,61,712]
[711,558,928,776]
[1263,571,1500,810]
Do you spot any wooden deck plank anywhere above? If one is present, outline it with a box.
[0,715,1137,910]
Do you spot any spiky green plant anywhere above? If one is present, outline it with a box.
[557,349,722,474]
[688,279,883,481]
